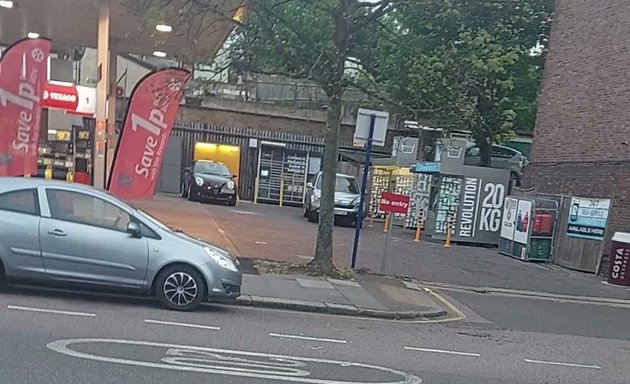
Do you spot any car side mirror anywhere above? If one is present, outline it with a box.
[306,182,314,189]
[127,221,142,237]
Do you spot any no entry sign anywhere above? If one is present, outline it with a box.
[379,192,411,214]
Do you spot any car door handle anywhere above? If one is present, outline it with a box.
[48,229,67,237]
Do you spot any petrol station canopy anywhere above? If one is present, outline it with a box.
[0,0,241,60]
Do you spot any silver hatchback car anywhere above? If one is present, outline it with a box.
[0,177,242,311]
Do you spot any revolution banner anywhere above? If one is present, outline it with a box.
[0,38,51,176]
[108,68,190,199]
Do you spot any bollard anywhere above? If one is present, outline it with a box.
[253,177,259,204]
[44,165,53,180]
[368,212,374,228]
[444,212,455,248]
[414,209,424,243]
[383,213,390,233]
[279,178,284,207]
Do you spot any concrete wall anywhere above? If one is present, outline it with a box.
[524,0,630,271]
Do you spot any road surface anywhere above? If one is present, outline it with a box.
[1,284,628,384]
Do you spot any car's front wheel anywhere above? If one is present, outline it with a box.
[187,185,198,202]
[155,265,205,311]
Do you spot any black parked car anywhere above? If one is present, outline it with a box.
[181,160,238,206]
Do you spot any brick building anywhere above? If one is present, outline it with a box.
[524,0,630,268]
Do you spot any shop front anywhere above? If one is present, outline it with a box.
[368,137,432,229]
[38,82,97,184]
[418,138,512,246]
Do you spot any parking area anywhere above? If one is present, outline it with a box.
[129,194,627,299]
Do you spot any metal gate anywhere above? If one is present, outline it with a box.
[170,123,337,202]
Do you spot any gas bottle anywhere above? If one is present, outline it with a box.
[533,214,543,234]
[533,211,554,234]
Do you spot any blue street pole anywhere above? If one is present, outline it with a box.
[351,114,376,269]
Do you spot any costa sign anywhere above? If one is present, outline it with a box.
[42,82,96,116]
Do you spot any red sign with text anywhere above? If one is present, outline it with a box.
[43,82,79,111]
[108,68,191,199]
[42,82,96,116]
[379,192,411,214]
[0,38,51,176]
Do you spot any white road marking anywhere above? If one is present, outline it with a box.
[269,333,347,344]
[7,305,96,317]
[404,346,480,357]
[524,359,601,369]
[144,319,221,331]
[47,338,422,384]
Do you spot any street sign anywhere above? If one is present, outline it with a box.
[379,192,411,214]
[353,108,389,147]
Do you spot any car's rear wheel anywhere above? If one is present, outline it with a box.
[307,207,318,222]
[155,265,205,311]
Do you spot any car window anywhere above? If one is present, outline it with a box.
[194,162,231,176]
[315,175,359,194]
[466,147,480,157]
[0,189,39,216]
[336,177,359,194]
[492,146,516,158]
[46,189,131,232]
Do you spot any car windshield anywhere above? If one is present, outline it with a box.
[194,162,231,176]
[316,175,359,194]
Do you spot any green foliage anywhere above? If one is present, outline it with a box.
[368,0,555,162]
[229,0,389,95]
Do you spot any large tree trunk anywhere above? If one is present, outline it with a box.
[309,0,348,273]
[310,93,343,272]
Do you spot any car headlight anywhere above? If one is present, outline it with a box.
[226,180,235,190]
[204,246,238,272]
[195,176,204,187]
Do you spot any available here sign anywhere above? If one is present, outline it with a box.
[379,192,410,214]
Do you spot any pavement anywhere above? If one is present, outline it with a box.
[131,195,630,301]
[236,273,447,320]
[1,283,629,384]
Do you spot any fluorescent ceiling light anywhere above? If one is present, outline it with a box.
[27,32,40,39]
[153,51,167,58]
[0,1,14,9]
[156,24,172,33]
